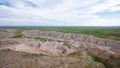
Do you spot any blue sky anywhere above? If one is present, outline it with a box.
[0,0,120,26]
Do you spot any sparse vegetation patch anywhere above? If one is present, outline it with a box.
[11,29,23,38]
[34,37,54,42]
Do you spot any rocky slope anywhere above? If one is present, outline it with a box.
[22,30,120,50]
[22,30,120,57]
[0,28,15,38]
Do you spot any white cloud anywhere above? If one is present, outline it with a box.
[0,0,120,26]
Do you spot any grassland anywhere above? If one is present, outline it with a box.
[1,26,120,40]
[39,26,120,41]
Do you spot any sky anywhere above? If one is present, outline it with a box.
[0,0,120,26]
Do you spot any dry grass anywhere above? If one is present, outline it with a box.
[0,50,105,68]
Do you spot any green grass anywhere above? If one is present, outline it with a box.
[40,27,120,41]
[8,26,120,41]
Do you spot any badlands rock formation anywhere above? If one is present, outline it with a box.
[0,28,15,38]
[22,30,120,58]
[22,30,120,49]
[0,28,120,68]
